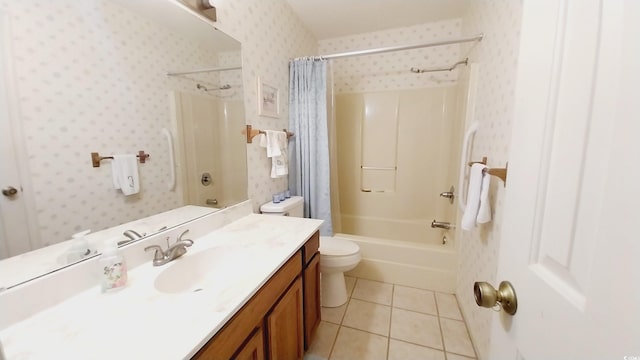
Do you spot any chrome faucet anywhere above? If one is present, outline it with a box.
[144,229,194,266]
[118,229,145,246]
[431,220,454,230]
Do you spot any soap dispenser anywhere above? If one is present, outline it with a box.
[99,237,128,292]
[66,229,92,263]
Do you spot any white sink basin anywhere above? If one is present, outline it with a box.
[154,246,250,294]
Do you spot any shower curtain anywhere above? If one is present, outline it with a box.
[288,58,333,235]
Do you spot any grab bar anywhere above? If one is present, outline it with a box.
[458,122,479,211]
[361,166,397,171]
[161,128,176,190]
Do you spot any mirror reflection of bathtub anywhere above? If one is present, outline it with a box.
[0,0,247,289]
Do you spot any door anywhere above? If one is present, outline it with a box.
[490,0,640,358]
[266,277,304,360]
[234,327,266,360]
[0,12,35,259]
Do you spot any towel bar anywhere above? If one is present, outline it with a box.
[91,150,150,168]
[242,124,294,144]
[468,156,508,186]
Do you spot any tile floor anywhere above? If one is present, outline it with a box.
[304,277,476,360]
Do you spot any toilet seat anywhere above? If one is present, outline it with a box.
[319,237,360,256]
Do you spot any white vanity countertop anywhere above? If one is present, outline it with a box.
[0,214,323,359]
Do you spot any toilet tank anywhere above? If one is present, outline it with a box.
[260,196,304,217]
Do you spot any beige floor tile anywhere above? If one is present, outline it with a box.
[393,285,437,315]
[446,353,476,360]
[435,292,463,320]
[390,308,443,349]
[330,327,388,360]
[305,321,339,360]
[351,278,393,305]
[322,302,348,325]
[345,276,356,297]
[342,299,391,336]
[388,339,445,360]
[440,318,476,358]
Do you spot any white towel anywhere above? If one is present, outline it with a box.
[477,170,492,224]
[258,131,288,178]
[461,163,487,230]
[111,154,140,196]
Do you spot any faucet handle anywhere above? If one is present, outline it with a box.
[144,245,165,261]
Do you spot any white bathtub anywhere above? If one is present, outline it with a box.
[333,233,457,293]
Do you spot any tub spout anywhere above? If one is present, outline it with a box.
[431,220,454,230]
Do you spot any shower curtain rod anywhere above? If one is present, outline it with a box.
[317,34,483,60]
[166,65,242,77]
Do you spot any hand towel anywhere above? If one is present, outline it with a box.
[476,170,492,224]
[461,163,487,230]
[111,154,140,196]
[259,131,288,178]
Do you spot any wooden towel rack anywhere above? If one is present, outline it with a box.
[91,150,150,168]
[468,156,508,186]
[242,125,294,144]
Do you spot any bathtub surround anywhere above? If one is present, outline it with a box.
[288,58,334,235]
[335,87,460,246]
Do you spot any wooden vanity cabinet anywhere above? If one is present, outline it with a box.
[234,327,265,360]
[266,277,304,359]
[193,231,320,360]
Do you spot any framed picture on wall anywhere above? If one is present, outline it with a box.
[257,77,280,118]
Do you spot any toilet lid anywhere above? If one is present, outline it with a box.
[319,237,360,256]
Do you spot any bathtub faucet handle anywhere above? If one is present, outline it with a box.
[439,186,455,204]
[431,220,454,230]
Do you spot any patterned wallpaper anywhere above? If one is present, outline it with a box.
[209,0,317,212]
[0,0,316,246]
[318,19,462,93]
[0,0,240,246]
[456,2,523,359]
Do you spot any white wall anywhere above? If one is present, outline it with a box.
[456,1,523,359]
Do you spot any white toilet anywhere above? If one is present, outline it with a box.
[260,196,361,307]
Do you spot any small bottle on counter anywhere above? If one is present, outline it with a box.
[99,237,128,292]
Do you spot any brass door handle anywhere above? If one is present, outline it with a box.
[473,281,518,315]
[2,186,18,197]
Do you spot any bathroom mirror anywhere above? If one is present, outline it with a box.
[0,0,248,288]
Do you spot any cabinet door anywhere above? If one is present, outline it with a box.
[266,277,304,360]
[234,327,265,360]
[303,253,321,349]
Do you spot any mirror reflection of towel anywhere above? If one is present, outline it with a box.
[258,131,288,178]
[111,154,140,196]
